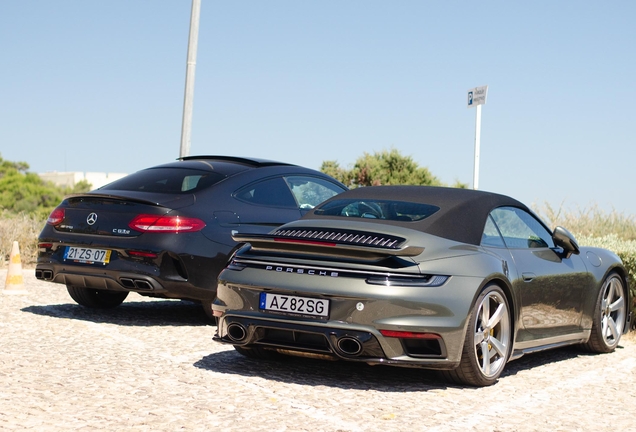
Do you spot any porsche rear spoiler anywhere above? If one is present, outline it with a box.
[232,231,425,259]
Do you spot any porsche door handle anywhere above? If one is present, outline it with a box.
[522,272,536,282]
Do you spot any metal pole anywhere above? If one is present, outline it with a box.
[473,104,482,190]
[179,0,202,158]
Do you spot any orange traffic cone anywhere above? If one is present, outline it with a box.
[3,241,26,294]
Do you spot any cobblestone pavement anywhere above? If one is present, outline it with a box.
[2,269,636,431]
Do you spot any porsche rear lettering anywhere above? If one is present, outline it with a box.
[265,265,338,277]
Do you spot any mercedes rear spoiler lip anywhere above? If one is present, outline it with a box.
[65,191,196,209]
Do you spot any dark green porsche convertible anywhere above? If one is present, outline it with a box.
[212,186,631,386]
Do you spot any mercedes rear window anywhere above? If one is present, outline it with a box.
[314,199,440,222]
[99,168,226,194]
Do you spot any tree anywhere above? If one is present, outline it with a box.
[0,154,92,216]
[319,160,354,187]
[0,157,29,175]
[321,148,467,189]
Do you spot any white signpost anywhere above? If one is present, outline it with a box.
[467,85,488,190]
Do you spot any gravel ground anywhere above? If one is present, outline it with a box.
[1,269,635,431]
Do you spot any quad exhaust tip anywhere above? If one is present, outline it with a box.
[35,269,54,281]
[119,278,154,290]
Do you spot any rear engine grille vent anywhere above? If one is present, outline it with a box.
[272,228,405,249]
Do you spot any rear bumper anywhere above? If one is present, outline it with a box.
[35,231,233,300]
[35,265,163,292]
[35,255,220,302]
[213,269,478,369]
[214,314,460,370]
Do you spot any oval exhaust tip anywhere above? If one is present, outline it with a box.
[227,323,247,342]
[337,336,363,356]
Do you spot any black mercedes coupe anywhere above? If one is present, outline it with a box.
[35,156,347,316]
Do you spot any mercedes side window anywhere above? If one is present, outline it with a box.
[490,207,554,249]
[481,215,506,247]
[285,176,346,210]
[234,177,297,208]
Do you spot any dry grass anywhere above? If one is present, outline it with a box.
[0,211,43,267]
[536,202,636,241]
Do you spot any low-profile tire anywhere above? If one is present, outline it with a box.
[234,345,281,360]
[66,285,129,309]
[581,272,626,353]
[442,284,512,387]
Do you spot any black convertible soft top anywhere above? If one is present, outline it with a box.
[305,185,531,245]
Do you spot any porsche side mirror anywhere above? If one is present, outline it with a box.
[553,226,580,259]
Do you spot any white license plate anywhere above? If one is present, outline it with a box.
[259,292,329,317]
[64,246,112,264]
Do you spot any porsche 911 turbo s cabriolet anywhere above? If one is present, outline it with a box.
[212,185,632,386]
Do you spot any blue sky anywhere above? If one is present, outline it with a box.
[1,1,635,216]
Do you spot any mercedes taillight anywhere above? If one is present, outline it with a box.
[128,214,206,233]
[46,207,65,226]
